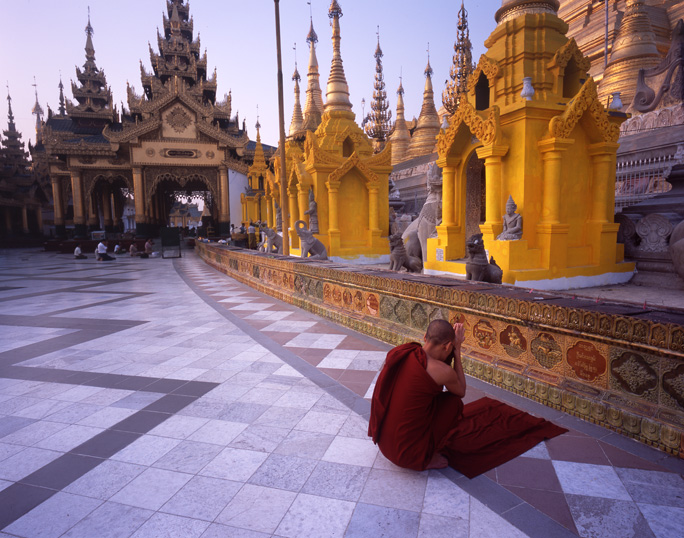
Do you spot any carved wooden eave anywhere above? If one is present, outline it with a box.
[103,117,162,144]
[195,121,248,151]
[221,156,249,175]
[547,38,591,73]
[546,79,622,143]
[438,101,503,158]
[467,55,501,93]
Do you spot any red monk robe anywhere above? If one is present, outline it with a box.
[368,342,463,471]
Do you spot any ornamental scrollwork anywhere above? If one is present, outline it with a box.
[467,55,501,93]
[548,38,591,73]
[437,102,501,157]
[547,79,621,142]
[328,152,379,186]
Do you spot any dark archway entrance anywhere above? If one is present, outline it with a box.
[465,151,486,240]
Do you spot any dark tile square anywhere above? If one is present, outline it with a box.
[319,368,344,380]
[114,376,157,391]
[339,370,377,384]
[0,416,36,438]
[70,429,142,458]
[502,488,579,536]
[87,373,130,388]
[598,441,667,471]
[0,483,55,530]
[20,453,101,490]
[144,394,196,414]
[111,410,170,433]
[546,435,610,465]
[173,381,220,397]
[493,457,562,492]
[144,378,188,394]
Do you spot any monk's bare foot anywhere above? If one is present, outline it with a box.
[426,453,448,469]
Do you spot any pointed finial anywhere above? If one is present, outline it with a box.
[57,71,66,116]
[292,43,301,81]
[375,26,382,58]
[6,82,14,125]
[306,3,318,45]
[328,0,343,19]
[397,71,404,96]
[86,6,93,36]
[255,104,261,131]
[32,77,44,118]
[425,43,433,78]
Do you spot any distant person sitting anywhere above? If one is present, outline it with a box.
[96,240,115,261]
[129,243,139,256]
[114,244,126,254]
[74,244,87,259]
[144,238,159,258]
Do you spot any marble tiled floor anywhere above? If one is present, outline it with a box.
[0,247,683,538]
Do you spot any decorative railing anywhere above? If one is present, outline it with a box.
[615,153,676,212]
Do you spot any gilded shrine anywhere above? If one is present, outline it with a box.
[425,0,635,289]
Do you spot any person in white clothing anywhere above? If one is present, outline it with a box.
[74,244,87,259]
[96,240,115,261]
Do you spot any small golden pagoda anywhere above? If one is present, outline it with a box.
[241,118,270,225]
[426,0,635,289]
[404,58,441,160]
[285,0,392,261]
[388,79,410,165]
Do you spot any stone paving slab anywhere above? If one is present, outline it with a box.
[0,248,682,537]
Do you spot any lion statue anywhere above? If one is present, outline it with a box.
[388,233,422,273]
[295,220,327,260]
[465,233,503,284]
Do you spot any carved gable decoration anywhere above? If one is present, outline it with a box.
[438,102,502,158]
[162,104,196,139]
[546,79,621,143]
[467,55,501,93]
[547,38,591,74]
[327,152,379,186]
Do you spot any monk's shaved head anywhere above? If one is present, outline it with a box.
[425,319,455,345]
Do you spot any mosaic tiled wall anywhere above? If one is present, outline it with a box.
[197,243,684,457]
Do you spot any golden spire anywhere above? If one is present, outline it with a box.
[58,76,66,116]
[290,45,304,135]
[389,75,410,165]
[253,108,266,166]
[442,1,473,114]
[406,48,441,159]
[600,0,660,107]
[324,0,353,114]
[303,15,323,130]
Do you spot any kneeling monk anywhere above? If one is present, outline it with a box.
[368,319,466,471]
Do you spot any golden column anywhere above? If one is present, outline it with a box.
[368,185,380,235]
[265,195,273,228]
[477,144,509,238]
[21,206,29,234]
[538,139,573,225]
[288,185,299,246]
[297,184,309,228]
[588,143,620,223]
[434,157,464,260]
[102,188,113,230]
[87,192,98,229]
[51,176,65,234]
[326,179,341,252]
[133,168,145,234]
[70,169,86,236]
[219,165,231,235]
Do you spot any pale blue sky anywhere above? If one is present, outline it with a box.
[1,0,501,149]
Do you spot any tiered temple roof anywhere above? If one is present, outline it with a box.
[66,11,115,125]
[442,1,474,115]
[363,33,392,151]
[1,91,30,173]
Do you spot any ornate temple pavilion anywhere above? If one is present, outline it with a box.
[37,0,272,239]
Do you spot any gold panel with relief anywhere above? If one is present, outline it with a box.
[610,348,659,405]
[530,331,565,374]
[565,340,609,388]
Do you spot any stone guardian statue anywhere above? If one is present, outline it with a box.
[304,186,319,234]
[496,195,522,241]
